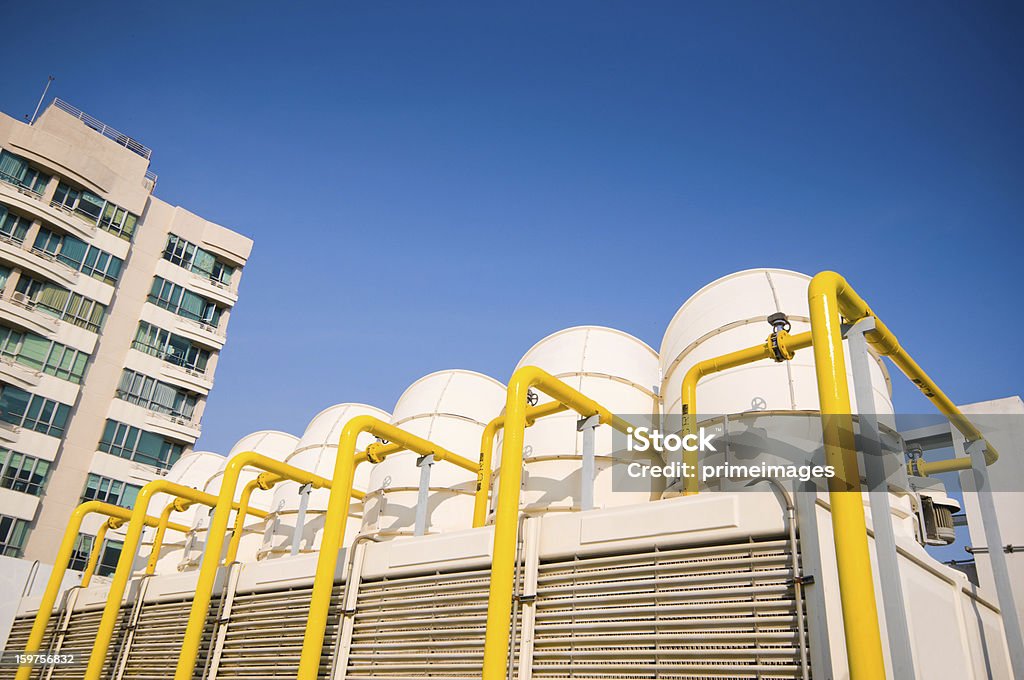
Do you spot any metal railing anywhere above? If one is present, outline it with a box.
[52,99,153,160]
[0,171,44,197]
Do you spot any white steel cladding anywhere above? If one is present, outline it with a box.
[362,370,506,536]
[259,403,391,559]
[140,451,226,574]
[659,268,895,421]
[491,326,664,517]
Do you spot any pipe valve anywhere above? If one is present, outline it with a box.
[767,312,792,333]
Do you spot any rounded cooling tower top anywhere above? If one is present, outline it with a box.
[391,369,507,428]
[163,450,227,489]
[227,430,300,460]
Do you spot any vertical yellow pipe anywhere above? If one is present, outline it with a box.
[808,273,886,680]
[16,501,130,680]
[80,520,114,588]
[482,372,531,679]
[224,479,261,565]
[145,501,183,575]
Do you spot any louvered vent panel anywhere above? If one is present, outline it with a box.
[213,585,343,680]
[119,595,219,680]
[3,614,56,680]
[531,537,806,679]
[346,568,495,679]
[46,607,127,680]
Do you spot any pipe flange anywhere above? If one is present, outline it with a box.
[365,442,387,464]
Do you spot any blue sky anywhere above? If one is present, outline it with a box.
[2,2,1022,456]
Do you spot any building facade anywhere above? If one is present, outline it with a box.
[0,99,251,569]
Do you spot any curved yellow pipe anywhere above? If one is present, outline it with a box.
[144,499,191,575]
[472,401,568,527]
[80,519,118,587]
[85,481,267,680]
[296,416,474,680]
[679,330,813,494]
[482,366,630,680]
[16,501,188,680]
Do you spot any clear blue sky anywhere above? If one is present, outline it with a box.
[3,2,1021,455]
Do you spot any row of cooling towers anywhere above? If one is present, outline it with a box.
[138,268,897,573]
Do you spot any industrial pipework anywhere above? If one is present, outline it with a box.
[16,501,190,680]
[83,480,269,680]
[482,366,632,680]
[472,400,568,527]
[296,416,477,680]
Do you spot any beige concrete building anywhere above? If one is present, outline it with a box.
[0,99,251,570]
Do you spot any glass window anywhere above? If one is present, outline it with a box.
[81,473,141,508]
[51,182,138,240]
[0,205,32,243]
[0,448,51,496]
[162,234,233,285]
[0,514,30,557]
[68,533,94,571]
[0,151,50,195]
[99,418,184,470]
[0,384,71,437]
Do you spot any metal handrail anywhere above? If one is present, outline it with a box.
[52,99,152,160]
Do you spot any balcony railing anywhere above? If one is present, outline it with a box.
[0,171,44,198]
[52,99,153,160]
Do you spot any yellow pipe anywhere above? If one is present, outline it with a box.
[16,501,188,680]
[85,481,267,680]
[297,416,474,680]
[679,330,814,494]
[174,453,356,680]
[80,519,117,588]
[808,271,887,680]
[145,499,191,575]
[472,401,569,527]
[482,366,629,680]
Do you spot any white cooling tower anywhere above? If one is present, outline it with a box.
[141,451,226,574]
[361,370,506,536]
[490,326,664,517]
[660,269,894,420]
[176,431,298,569]
[259,403,391,559]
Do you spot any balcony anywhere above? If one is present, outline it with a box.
[144,410,201,443]
[0,419,22,444]
[0,237,79,289]
[159,361,213,395]
[0,181,98,243]
[187,271,238,307]
[171,316,226,351]
[0,355,42,390]
[0,293,59,336]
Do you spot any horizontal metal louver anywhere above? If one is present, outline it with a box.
[530,537,806,680]
[118,595,220,680]
[45,607,126,680]
[3,614,56,680]
[346,567,495,679]
[211,584,343,680]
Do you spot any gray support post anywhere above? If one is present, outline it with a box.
[578,415,600,511]
[414,455,434,536]
[794,483,833,678]
[846,317,917,679]
[291,484,312,556]
[962,438,1024,677]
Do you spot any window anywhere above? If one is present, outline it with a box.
[0,383,72,437]
[116,369,197,420]
[133,322,210,373]
[68,533,94,571]
[0,151,50,195]
[81,473,141,508]
[148,277,222,327]
[0,514,30,556]
[0,205,32,243]
[0,449,51,496]
[99,419,184,470]
[32,229,124,285]
[52,182,138,240]
[163,234,234,285]
[17,276,107,332]
[0,325,89,383]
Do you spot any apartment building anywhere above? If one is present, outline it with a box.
[0,99,251,571]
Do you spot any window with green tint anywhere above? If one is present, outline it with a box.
[0,449,51,496]
[133,321,210,372]
[68,533,94,571]
[99,419,183,470]
[81,473,142,508]
[52,182,138,240]
[163,234,234,285]
[0,325,89,383]
[148,277,221,327]
[0,384,71,437]
[0,266,10,293]
[0,514,30,556]
[0,150,50,195]
[96,539,124,578]
[116,369,197,420]
[0,205,31,243]
[26,281,107,333]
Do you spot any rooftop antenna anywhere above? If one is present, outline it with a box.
[29,76,55,124]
